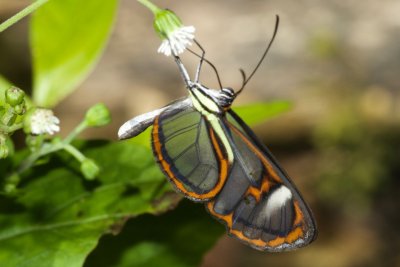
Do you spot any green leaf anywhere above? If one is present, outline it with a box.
[233,100,293,126]
[31,0,119,107]
[127,128,152,148]
[85,200,224,267]
[0,141,179,267]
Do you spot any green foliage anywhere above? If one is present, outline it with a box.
[233,100,292,126]
[85,201,224,267]
[313,105,396,216]
[31,0,118,107]
[0,141,177,267]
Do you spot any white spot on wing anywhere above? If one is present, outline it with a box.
[265,186,292,212]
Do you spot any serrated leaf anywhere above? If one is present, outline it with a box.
[233,100,293,126]
[31,0,118,107]
[0,141,178,267]
[85,200,224,267]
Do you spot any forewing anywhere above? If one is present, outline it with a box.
[152,105,228,201]
[119,97,191,140]
[206,110,317,251]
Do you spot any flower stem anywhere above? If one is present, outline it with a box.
[17,143,58,174]
[15,121,87,176]
[63,144,86,162]
[137,0,161,14]
[0,122,23,133]
[63,121,87,144]
[0,0,49,33]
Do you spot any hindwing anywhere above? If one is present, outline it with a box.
[205,110,317,251]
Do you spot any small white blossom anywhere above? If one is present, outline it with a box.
[30,109,60,135]
[157,26,195,56]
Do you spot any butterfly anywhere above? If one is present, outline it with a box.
[118,16,317,252]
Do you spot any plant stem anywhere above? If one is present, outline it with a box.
[0,0,49,33]
[137,0,161,14]
[63,121,87,144]
[0,122,23,133]
[15,120,87,176]
[17,142,59,174]
[63,144,86,162]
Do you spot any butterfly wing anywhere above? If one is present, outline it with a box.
[152,104,229,201]
[206,110,317,251]
[119,98,192,140]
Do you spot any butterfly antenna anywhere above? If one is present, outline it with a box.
[187,44,223,89]
[235,15,280,96]
[239,68,247,88]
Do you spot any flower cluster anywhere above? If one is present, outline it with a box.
[1,86,111,195]
[157,25,195,56]
[28,108,60,135]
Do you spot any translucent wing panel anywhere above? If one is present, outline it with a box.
[212,161,251,215]
[152,106,228,201]
[228,122,264,187]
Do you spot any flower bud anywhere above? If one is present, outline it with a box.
[13,101,26,115]
[80,158,100,180]
[5,87,25,107]
[84,103,111,127]
[153,9,183,39]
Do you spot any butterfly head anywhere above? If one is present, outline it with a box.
[216,87,236,109]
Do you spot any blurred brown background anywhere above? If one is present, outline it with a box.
[1,0,400,266]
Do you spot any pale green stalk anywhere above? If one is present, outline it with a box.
[63,144,86,162]
[0,122,23,133]
[16,121,89,175]
[0,0,49,33]
[137,0,161,14]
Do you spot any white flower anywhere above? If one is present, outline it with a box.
[30,109,60,135]
[157,26,195,56]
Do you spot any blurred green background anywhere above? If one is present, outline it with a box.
[1,0,399,266]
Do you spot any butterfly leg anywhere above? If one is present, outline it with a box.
[194,39,205,83]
